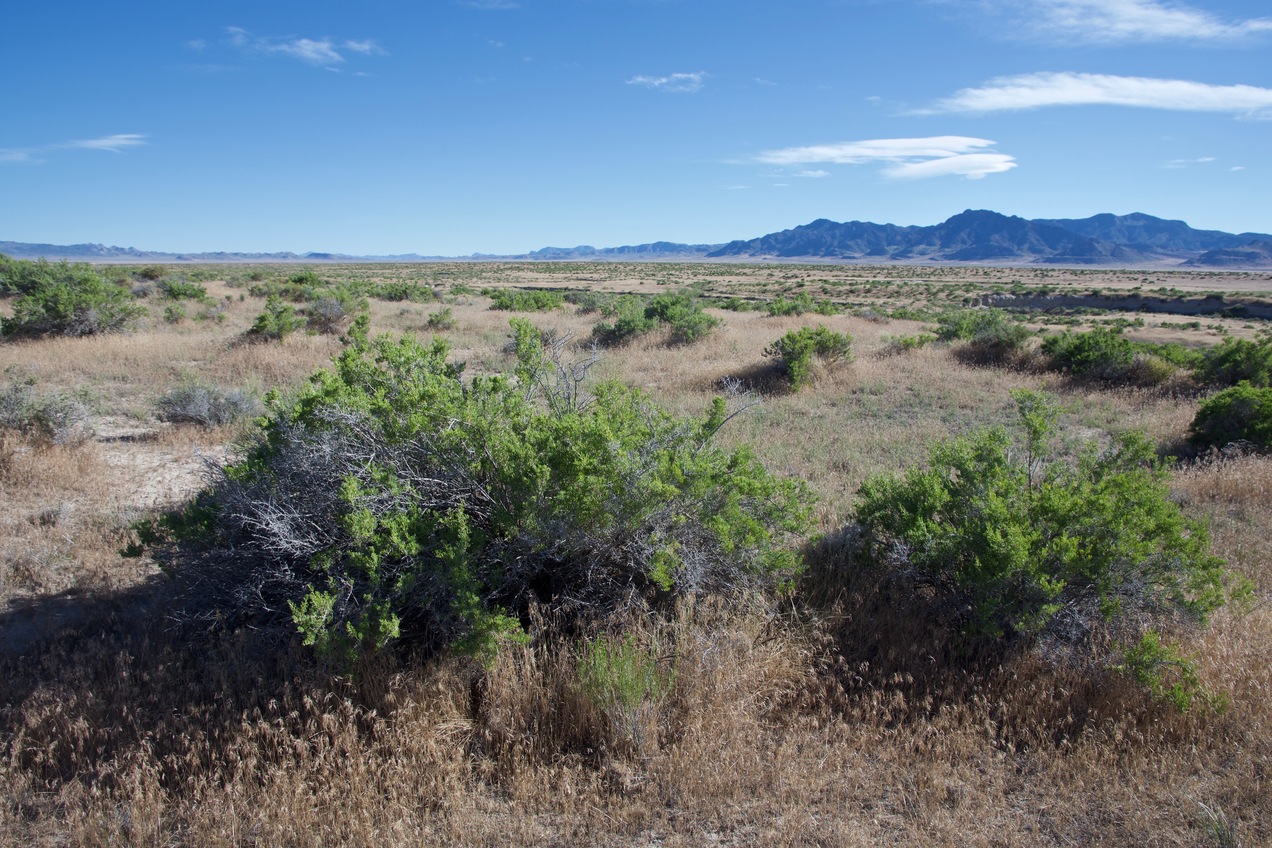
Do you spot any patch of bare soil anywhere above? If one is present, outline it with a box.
[94,419,230,512]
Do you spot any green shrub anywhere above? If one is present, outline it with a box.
[765,292,816,317]
[288,269,325,287]
[158,278,209,301]
[163,303,187,324]
[592,295,658,345]
[146,318,811,664]
[591,291,718,347]
[157,382,261,427]
[1,262,145,338]
[425,307,456,331]
[488,288,564,312]
[577,632,675,752]
[853,389,1234,691]
[368,281,437,303]
[1189,382,1272,451]
[882,333,936,355]
[1041,328,1181,386]
[1199,336,1272,388]
[764,326,854,390]
[936,308,1031,361]
[647,292,720,344]
[134,265,168,282]
[247,295,302,341]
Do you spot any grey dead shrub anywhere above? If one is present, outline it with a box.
[0,375,93,447]
[157,383,261,428]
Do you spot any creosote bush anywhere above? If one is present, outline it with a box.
[487,288,564,312]
[936,308,1032,363]
[247,295,302,341]
[852,389,1240,701]
[0,257,145,338]
[764,325,853,391]
[592,291,719,346]
[1199,336,1272,388]
[147,316,810,664]
[1190,382,1272,451]
[1041,327,1180,386]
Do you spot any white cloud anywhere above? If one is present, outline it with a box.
[225,27,385,66]
[1,134,147,165]
[794,169,831,178]
[1165,156,1217,168]
[626,72,707,93]
[1231,165,1247,171]
[343,40,383,55]
[270,38,345,64]
[756,136,1017,181]
[887,153,1019,180]
[1002,0,1272,43]
[925,72,1272,117]
[63,134,148,153]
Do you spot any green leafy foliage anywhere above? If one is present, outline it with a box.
[425,307,456,331]
[882,333,936,355]
[0,258,145,338]
[577,632,675,752]
[247,295,302,341]
[764,291,839,317]
[763,325,854,390]
[487,288,564,312]
[157,278,209,301]
[935,308,1031,362]
[853,390,1233,670]
[1116,631,1213,712]
[592,291,719,346]
[1199,336,1272,388]
[151,319,811,664]
[1190,382,1272,450]
[1041,328,1181,386]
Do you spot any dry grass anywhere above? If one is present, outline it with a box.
[1,262,1270,846]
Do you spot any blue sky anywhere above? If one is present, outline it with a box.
[3,0,1269,255]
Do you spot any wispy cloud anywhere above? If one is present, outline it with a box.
[63,134,148,153]
[225,27,386,67]
[1,134,147,165]
[994,0,1272,44]
[1165,156,1216,169]
[924,72,1272,117]
[794,169,831,178]
[755,136,1017,180]
[626,72,707,93]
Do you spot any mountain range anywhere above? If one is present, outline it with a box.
[4,211,1272,268]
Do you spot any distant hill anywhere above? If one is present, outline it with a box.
[0,242,443,263]
[1185,240,1272,268]
[5,211,1272,267]
[1033,213,1272,256]
[524,241,723,260]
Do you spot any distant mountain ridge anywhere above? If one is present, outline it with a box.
[5,211,1272,267]
[706,211,1272,266]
